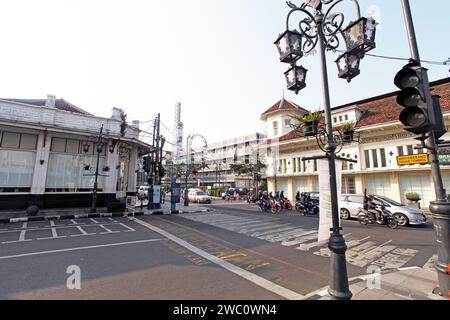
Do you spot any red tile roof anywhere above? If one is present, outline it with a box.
[268,78,450,143]
[261,98,309,120]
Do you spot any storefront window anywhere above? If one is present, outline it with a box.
[342,176,356,194]
[0,150,36,191]
[45,154,105,192]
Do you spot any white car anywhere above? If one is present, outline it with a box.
[339,194,427,226]
[188,190,212,204]
[138,186,149,198]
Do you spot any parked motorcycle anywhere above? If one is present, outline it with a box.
[295,200,319,216]
[257,199,270,212]
[279,198,293,210]
[269,199,282,214]
[295,192,319,216]
[357,206,398,229]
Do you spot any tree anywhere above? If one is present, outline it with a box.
[118,108,127,137]
[167,163,185,178]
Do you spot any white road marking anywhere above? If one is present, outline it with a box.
[90,218,99,223]
[235,223,284,234]
[19,222,27,241]
[130,217,304,300]
[224,220,272,230]
[0,239,166,260]
[99,224,119,234]
[70,219,78,225]
[372,248,419,269]
[264,228,312,243]
[251,226,296,238]
[422,254,438,271]
[119,223,136,232]
[281,231,317,247]
[50,220,65,239]
[71,226,95,237]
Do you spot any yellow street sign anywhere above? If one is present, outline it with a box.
[397,154,429,166]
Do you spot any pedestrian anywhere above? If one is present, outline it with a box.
[161,189,166,204]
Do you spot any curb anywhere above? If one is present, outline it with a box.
[0,208,214,224]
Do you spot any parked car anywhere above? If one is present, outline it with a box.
[309,192,319,202]
[340,194,427,226]
[188,190,212,204]
[138,186,149,198]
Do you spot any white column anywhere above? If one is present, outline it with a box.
[127,147,138,193]
[31,131,51,194]
[104,144,119,194]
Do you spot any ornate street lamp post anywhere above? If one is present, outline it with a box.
[274,0,377,300]
[184,134,208,207]
[82,124,116,213]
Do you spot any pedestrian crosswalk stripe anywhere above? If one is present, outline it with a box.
[179,212,423,271]
[281,231,317,247]
[234,223,286,234]
[252,226,297,238]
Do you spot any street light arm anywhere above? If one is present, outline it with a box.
[285,0,362,54]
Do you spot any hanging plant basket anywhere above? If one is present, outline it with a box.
[342,130,354,143]
[303,121,319,137]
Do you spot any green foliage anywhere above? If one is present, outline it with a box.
[405,192,421,201]
[341,122,355,132]
[301,111,322,123]
[229,160,266,176]
[167,163,185,178]
[118,108,127,137]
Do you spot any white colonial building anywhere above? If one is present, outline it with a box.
[179,132,266,188]
[261,78,450,207]
[0,95,152,210]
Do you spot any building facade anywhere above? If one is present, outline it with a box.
[261,78,450,207]
[179,132,266,188]
[0,95,151,210]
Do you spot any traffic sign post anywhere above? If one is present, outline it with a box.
[438,148,450,166]
[396,154,429,166]
[170,178,181,214]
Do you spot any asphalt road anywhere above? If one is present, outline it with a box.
[0,203,437,300]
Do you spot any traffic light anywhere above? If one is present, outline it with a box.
[159,165,166,178]
[143,156,151,173]
[394,62,431,135]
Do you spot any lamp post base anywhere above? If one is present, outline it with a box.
[429,201,450,299]
[328,232,352,300]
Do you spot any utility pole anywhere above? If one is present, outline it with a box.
[400,0,449,298]
[154,113,161,209]
[148,115,157,209]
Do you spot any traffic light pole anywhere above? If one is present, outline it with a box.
[401,0,450,298]
[155,113,161,209]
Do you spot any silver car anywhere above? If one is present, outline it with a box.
[340,194,427,226]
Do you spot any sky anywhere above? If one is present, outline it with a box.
[0,0,449,149]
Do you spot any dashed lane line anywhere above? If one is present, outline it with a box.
[130,217,304,300]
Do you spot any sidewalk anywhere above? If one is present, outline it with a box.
[306,267,447,300]
[0,203,213,224]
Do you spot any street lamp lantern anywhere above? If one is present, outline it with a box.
[284,65,308,94]
[342,17,377,56]
[82,142,90,154]
[274,30,303,64]
[335,52,361,82]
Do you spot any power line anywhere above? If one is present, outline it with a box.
[160,121,176,138]
[336,50,449,66]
